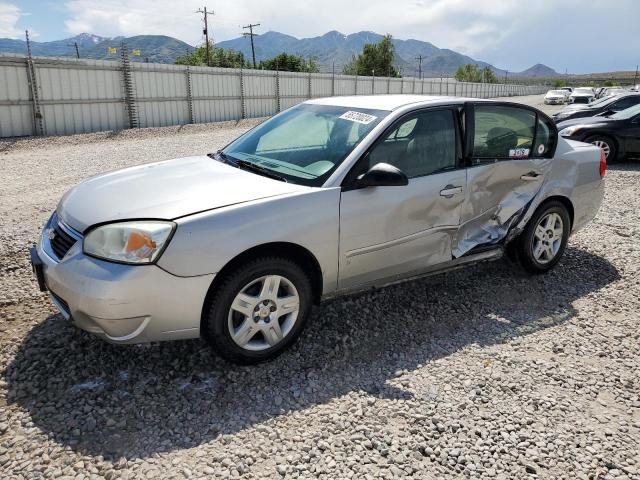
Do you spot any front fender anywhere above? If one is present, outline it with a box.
[157,188,341,294]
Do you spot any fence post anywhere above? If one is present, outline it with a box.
[354,74,358,95]
[372,73,375,94]
[25,43,45,136]
[307,69,312,99]
[185,66,194,124]
[331,63,335,97]
[120,43,138,129]
[239,68,245,119]
[401,76,404,94]
[275,69,281,113]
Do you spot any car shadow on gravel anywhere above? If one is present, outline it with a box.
[3,246,619,460]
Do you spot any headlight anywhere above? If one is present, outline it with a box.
[558,125,585,137]
[84,221,175,264]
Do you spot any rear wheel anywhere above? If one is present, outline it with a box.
[203,257,312,364]
[514,201,571,274]
[585,135,618,163]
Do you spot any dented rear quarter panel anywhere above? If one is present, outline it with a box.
[513,138,604,236]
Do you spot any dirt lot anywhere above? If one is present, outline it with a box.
[1,95,639,479]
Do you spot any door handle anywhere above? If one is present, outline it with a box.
[440,185,463,197]
[521,171,541,181]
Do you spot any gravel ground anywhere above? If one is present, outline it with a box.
[1,95,639,479]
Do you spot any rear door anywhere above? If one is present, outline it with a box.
[455,103,557,256]
[622,114,640,154]
[338,108,466,289]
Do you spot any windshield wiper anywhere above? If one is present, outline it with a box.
[235,159,288,182]
[208,150,238,166]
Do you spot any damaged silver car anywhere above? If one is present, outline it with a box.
[30,95,606,364]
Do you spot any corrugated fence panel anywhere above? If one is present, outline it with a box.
[0,55,548,137]
[0,56,33,137]
[191,67,241,123]
[243,70,277,118]
[36,58,126,135]
[134,63,190,128]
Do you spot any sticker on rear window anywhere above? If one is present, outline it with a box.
[339,111,377,124]
[509,148,530,158]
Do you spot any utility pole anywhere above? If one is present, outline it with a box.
[196,7,215,67]
[243,23,260,69]
[504,70,508,84]
[634,65,639,86]
[415,55,423,80]
[68,41,80,59]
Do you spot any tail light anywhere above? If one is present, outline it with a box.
[599,150,607,178]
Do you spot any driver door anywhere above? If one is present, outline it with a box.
[338,108,466,290]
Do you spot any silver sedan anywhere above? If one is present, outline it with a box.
[30,95,605,364]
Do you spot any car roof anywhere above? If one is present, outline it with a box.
[305,94,467,111]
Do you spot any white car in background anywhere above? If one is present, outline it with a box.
[544,90,569,105]
[569,87,596,104]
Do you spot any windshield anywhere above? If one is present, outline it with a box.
[574,88,593,95]
[610,103,640,120]
[222,104,389,186]
[548,90,565,95]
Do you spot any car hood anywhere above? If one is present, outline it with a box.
[557,116,614,129]
[58,155,309,232]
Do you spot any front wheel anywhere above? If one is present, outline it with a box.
[513,201,571,274]
[202,257,313,364]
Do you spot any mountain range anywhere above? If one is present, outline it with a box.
[0,31,560,77]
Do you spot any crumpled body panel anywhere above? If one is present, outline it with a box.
[453,158,553,257]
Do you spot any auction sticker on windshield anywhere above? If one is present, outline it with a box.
[339,111,378,124]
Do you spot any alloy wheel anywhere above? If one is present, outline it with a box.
[591,140,611,159]
[531,212,564,264]
[227,275,300,351]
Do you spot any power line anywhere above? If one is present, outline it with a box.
[242,23,260,69]
[196,6,215,67]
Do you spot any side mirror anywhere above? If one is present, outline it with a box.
[355,162,408,188]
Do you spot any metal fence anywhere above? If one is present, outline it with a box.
[0,54,548,138]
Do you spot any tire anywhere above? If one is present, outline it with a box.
[584,135,618,163]
[202,257,313,364]
[514,201,571,274]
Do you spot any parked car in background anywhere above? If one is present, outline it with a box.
[553,93,640,122]
[558,103,640,162]
[29,95,605,364]
[544,89,569,105]
[569,87,596,104]
[599,87,627,99]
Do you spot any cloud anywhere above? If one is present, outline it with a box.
[0,2,23,38]
[61,0,640,73]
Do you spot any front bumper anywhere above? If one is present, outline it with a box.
[31,222,214,344]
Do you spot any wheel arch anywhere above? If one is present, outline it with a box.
[200,242,324,328]
[536,195,575,230]
[583,132,621,159]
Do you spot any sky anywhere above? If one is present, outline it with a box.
[3,0,639,74]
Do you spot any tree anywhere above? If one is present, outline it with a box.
[454,64,498,83]
[258,53,319,73]
[602,80,615,87]
[343,34,400,77]
[553,79,568,88]
[176,42,248,68]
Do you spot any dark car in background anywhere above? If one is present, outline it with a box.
[553,93,640,122]
[557,104,640,162]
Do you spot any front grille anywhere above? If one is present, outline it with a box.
[49,214,78,260]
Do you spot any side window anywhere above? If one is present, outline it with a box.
[472,105,536,159]
[533,116,556,157]
[612,97,640,111]
[368,110,456,179]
